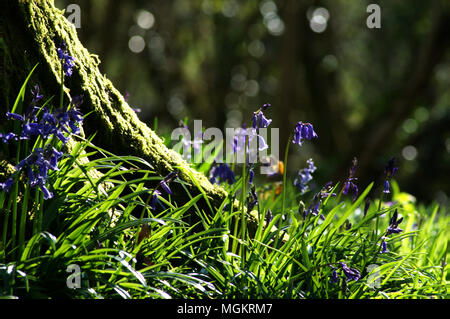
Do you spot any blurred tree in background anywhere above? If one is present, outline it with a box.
[54,0,450,206]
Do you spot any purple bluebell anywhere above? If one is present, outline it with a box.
[159,180,172,195]
[329,266,339,284]
[0,132,18,143]
[384,157,398,178]
[248,168,254,184]
[345,220,352,230]
[317,182,337,199]
[151,190,162,211]
[6,112,25,122]
[261,103,271,111]
[57,40,75,77]
[209,163,236,185]
[0,177,14,193]
[232,127,268,158]
[343,180,358,201]
[252,104,272,129]
[364,197,371,217]
[338,262,361,282]
[158,170,179,195]
[381,238,389,253]
[252,110,272,129]
[386,209,403,236]
[14,145,63,199]
[342,157,359,201]
[38,182,53,200]
[31,84,43,103]
[383,157,398,194]
[247,186,258,211]
[293,158,316,194]
[304,197,324,220]
[383,180,391,194]
[292,122,318,146]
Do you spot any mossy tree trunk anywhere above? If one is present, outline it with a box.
[0,1,231,209]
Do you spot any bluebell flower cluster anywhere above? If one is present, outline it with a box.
[292,122,318,146]
[386,209,403,236]
[252,104,272,129]
[0,79,84,199]
[3,97,83,145]
[293,158,316,194]
[379,209,403,253]
[13,145,63,199]
[329,263,361,284]
[383,157,398,194]
[342,157,359,201]
[57,40,75,77]
[1,41,82,199]
[338,262,361,282]
[302,195,325,220]
[209,163,236,185]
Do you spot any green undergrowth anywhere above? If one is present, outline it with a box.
[0,71,448,300]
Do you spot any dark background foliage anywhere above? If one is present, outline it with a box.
[54,0,450,206]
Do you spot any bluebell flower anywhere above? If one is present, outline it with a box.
[381,237,389,253]
[342,157,359,201]
[0,132,18,144]
[151,190,162,211]
[383,157,398,194]
[159,180,172,195]
[252,110,272,129]
[293,158,316,194]
[345,220,352,230]
[343,180,358,201]
[0,177,14,193]
[248,168,254,184]
[386,209,403,236]
[158,170,179,195]
[6,112,25,122]
[248,187,258,211]
[252,104,272,129]
[57,40,75,77]
[329,266,339,284]
[364,197,371,217]
[292,122,318,146]
[261,103,271,111]
[338,262,361,282]
[384,157,398,178]
[209,163,235,185]
[232,127,268,157]
[13,145,63,200]
[383,180,391,194]
[31,84,43,103]
[38,181,53,200]
[304,197,325,220]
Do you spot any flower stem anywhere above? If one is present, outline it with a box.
[281,134,292,214]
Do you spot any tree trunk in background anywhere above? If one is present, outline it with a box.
[0,1,229,208]
[357,0,450,178]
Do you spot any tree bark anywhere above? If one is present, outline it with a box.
[0,1,230,208]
